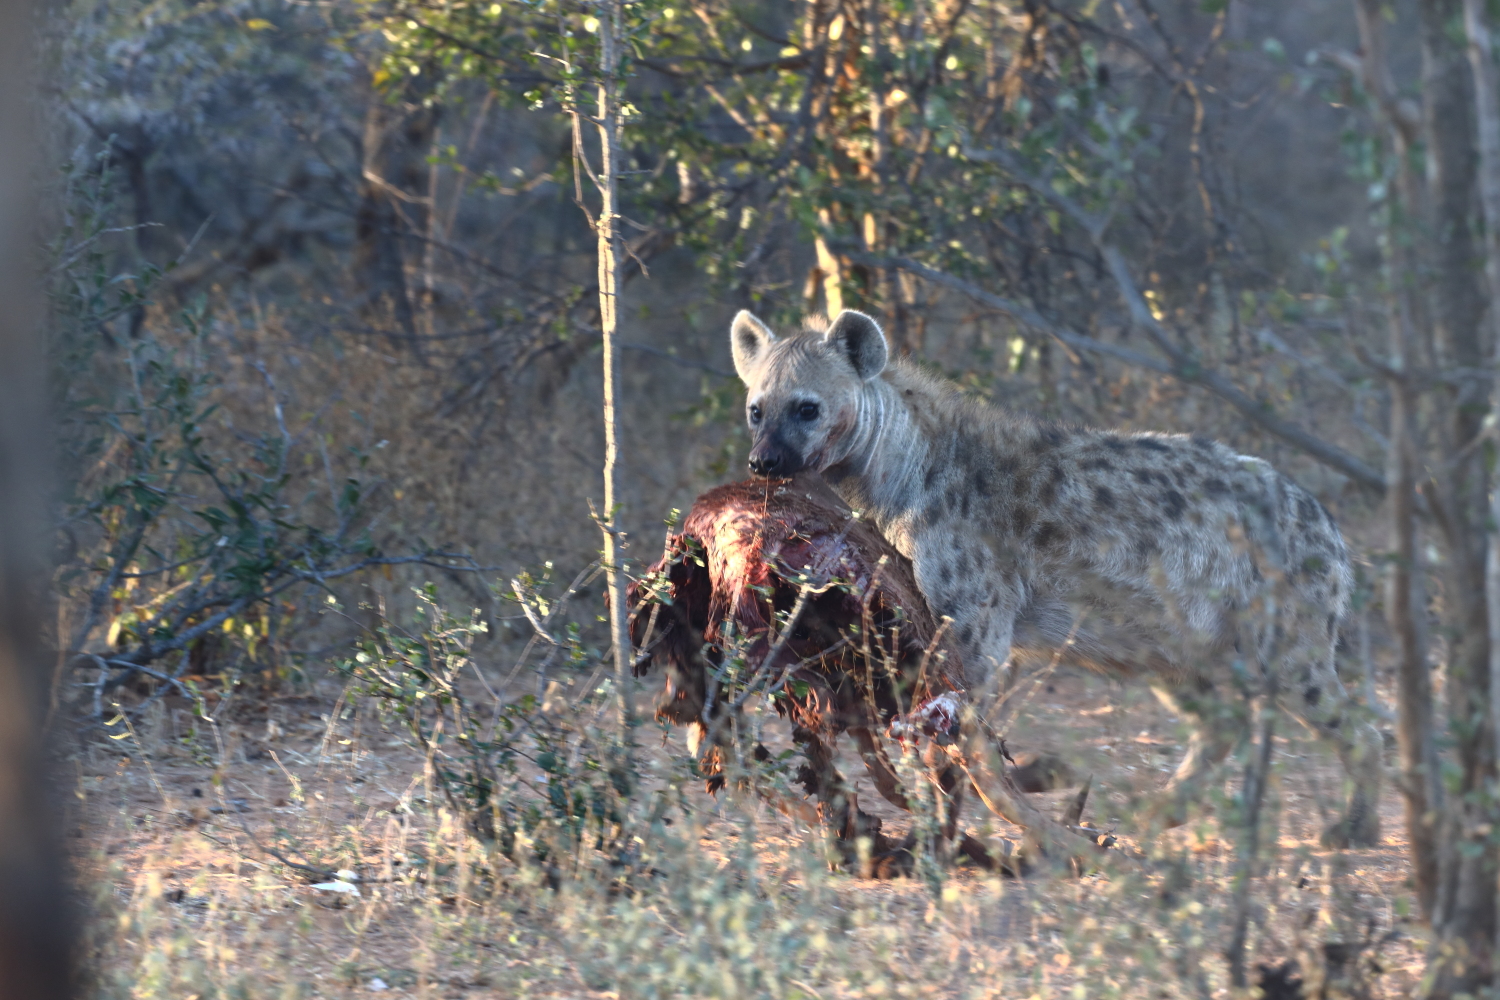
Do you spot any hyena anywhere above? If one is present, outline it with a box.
[729,308,1383,847]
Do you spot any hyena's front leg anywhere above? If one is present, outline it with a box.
[1150,682,1246,828]
[902,550,1097,865]
[910,539,1025,702]
[1283,653,1383,848]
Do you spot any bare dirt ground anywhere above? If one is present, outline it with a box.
[72,662,1424,1000]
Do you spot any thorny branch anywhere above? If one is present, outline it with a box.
[850,242,1387,492]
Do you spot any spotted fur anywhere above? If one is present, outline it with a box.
[730,309,1382,846]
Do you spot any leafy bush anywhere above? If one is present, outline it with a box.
[51,156,483,717]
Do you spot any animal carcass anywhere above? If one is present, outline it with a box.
[629,473,1091,875]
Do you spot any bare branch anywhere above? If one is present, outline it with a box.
[857,251,1386,492]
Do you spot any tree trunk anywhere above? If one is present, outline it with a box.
[593,0,637,746]
[1386,325,1443,922]
[353,76,439,348]
[1355,0,1445,922]
[1435,1,1500,992]
[1225,704,1275,991]
[1423,8,1497,976]
[354,94,417,341]
[0,0,75,993]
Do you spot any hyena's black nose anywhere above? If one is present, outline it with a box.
[749,438,801,478]
[748,452,782,476]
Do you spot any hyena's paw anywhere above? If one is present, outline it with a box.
[1143,776,1231,837]
[1143,793,1192,833]
[1321,811,1381,849]
[1139,774,1202,831]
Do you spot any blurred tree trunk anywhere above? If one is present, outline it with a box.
[1383,256,1444,922]
[1421,8,1498,988]
[1353,0,1500,989]
[1441,1,1500,993]
[1481,0,1500,971]
[1353,0,1445,921]
[1355,4,1499,988]
[865,0,903,351]
[0,0,75,995]
[354,74,439,348]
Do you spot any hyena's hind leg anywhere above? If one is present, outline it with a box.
[1149,683,1246,829]
[1281,651,1383,848]
[1152,650,1382,847]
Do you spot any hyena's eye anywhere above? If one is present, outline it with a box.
[797,402,820,421]
[749,404,763,424]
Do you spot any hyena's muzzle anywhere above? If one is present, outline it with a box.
[747,428,805,477]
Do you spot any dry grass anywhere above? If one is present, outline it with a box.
[71,655,1426,1000]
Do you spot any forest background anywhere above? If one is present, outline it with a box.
[32,0,1500,996]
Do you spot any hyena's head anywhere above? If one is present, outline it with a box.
[730,309,888,478]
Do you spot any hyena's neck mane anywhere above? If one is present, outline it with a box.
[825,359,1043,530]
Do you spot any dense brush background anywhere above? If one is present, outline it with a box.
[37,0,1500,995]
[47,0,1388,591]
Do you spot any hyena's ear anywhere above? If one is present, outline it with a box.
[824,310,888,381]
[730,311,777,382]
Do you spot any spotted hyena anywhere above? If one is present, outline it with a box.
[729,308,1382,847]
